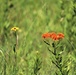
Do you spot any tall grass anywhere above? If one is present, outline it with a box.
[0,0,76,75]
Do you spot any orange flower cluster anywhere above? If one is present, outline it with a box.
[42,32,64,40]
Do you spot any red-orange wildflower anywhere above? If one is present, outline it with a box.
[57,33,64,39]
[50,32,58,40]
[49,32,56,37]
[42,32,64,40]
[42,33,50,38]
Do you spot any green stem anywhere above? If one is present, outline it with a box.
[52,42,64,75]
[12,31,18,75]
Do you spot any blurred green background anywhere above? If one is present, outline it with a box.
[0,0,76,75]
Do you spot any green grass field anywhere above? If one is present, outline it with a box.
[0,0,76,75]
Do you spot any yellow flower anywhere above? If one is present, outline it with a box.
[11,27,19,31]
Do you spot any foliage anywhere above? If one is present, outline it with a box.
[0,0,76,75]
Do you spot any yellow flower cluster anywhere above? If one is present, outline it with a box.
[11,27,19,31]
